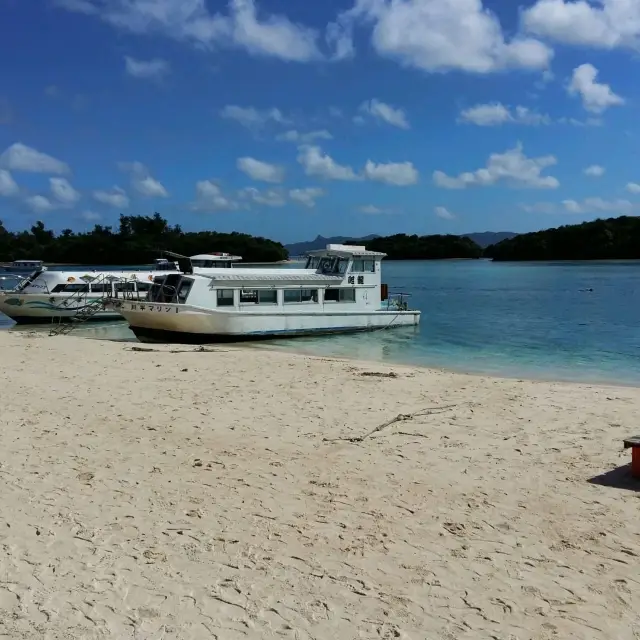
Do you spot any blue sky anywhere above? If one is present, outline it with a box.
[1,0,640,243]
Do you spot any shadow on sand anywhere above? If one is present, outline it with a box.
[589,464,640,492]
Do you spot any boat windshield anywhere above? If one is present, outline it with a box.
[148,274,194,304]
[308,256,349,275]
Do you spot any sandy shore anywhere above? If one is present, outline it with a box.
[0,332,639,639]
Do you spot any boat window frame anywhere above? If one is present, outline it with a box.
[216,289,235,307]
[283,289,319,304]
[351,259,376,273]
[239,289,278,305]
[324,288,356,303]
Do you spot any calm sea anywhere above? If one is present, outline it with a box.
[2,260,640,385]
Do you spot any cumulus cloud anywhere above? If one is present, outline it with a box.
[288,187,325,208]
[92,186,130,208]
[191,180,238,212]
[237,157,285,183]
[124,56,170,80]
[434,143,559,189]
[435,206,456,219]
[567,64,624,113]
[0,142,70,174]
[239,186,286,207]
[297,146,360,181]
[276,130,332,143]
[363,160,418,186]
[0,170,19,197]
[359,99,410,129]
[583,165,605,177]
[118,161,168,197]
[459,103,551,126]
[220,105,290,129]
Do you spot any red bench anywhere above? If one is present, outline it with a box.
[623,436,640,478]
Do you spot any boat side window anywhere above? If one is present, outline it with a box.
[240,289,278,304]
[217,289,235,306]
[324,288,356,302]
[284,289,318,303]
[90,283,107,293]
[51,284,67,293]
[177,278,194,304]
[136,282,151,292]
[351,259,375,273]
[64,284,89,292]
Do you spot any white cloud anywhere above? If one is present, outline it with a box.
[192,180,238,212]
[335,0,553,73]
[92,186,130,208]
[435,206,456,220]
[25,195,57,213]
[626,182,640,194]
[55,0,336,62]
[50,178,81,205]
[434,143,559,189]
[358,204,390,214]
[289,187,325,208]
[81,210,102,222]
[583,165,605,177]
[522,0,640,50]
[237,157,284,183]
[459,103,551,126]
[297,145,360,181]
[363,160,419,186]
[0,142,69,174]
[118,161,168,198]
[276,129,332,143]
[220,105,289,128]
[359,99,410,129]
[125,56,170,80]
[239,187,286,207]
[0,170,18,197]
[522,197,636,214]
[567,64,624,113]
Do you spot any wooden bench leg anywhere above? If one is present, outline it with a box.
[633,448,640,479]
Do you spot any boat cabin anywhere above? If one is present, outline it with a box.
[144,244,388,310]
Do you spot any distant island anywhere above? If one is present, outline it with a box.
[485,216,640,261]
[0,214,288,264]
[348,233,483,259]
[284,231,516,257]
[284,234,380,256]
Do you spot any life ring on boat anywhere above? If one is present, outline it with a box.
[67,276,76,283]
[148,275,153,281]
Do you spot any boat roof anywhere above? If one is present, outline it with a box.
[305,243,386,258]
[12,259,43,264]
[190,253,241,261]
[200,272,343,283]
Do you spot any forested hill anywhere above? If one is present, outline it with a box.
[349,233,483,259]
[0,214,288,264]
[484,216,640,261]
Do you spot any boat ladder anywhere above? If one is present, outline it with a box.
[48,274,119,337]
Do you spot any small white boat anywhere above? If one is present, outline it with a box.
[109,244,420,343]
[1,259,44,273]
[0,253,241,324]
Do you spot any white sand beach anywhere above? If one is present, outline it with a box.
[0,331,639,639]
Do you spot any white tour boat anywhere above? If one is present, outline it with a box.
[1,259,45,273]
[0,253,241,324]
[109,244,420,343]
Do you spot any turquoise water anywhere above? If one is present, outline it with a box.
[2,260,640,385]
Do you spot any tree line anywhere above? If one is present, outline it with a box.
[0,214,288,264]
[484,216,640,261]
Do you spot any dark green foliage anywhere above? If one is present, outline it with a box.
[0,213,288,264]
[484,216,640,261]
[347,233,482,260]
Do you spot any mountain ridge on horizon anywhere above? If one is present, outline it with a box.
[284,231,517,255]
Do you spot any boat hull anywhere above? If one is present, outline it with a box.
[0,294,121,323]
[117,302,421,344]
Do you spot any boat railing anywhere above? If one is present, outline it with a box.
[385,290,413,311]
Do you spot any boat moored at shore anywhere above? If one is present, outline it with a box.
[109,244,421,343]
[0,253,242,324]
